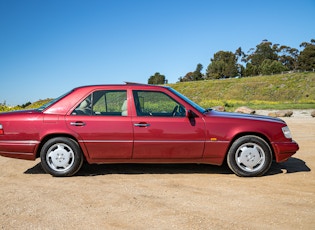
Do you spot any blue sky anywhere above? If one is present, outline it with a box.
[1,0,314,105]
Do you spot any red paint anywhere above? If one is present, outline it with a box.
[0,84,299,167]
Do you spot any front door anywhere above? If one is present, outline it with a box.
[132,90,205,159]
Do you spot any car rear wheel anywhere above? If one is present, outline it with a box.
[40,137,83,177]
[227,135,272,177]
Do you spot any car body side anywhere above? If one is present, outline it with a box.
[0,84,299,167]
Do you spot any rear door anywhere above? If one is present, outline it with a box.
[67,90,133,159]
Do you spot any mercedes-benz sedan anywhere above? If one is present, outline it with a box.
[0,83,299,177]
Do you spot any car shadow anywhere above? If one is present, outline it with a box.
[267,157,311,176]
[24,157,310,177]
[77,163,233,176]
[24,162,233,176]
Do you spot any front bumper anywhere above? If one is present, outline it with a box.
[272,140,299,162]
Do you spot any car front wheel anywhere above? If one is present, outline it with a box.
[227,135,272,177]
[40,137,83,177]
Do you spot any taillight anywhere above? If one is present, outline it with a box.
[0,124,3,135]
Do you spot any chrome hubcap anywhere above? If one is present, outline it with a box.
[46,143,74,172]
[235,143,265,172]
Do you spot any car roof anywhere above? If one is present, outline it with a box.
[72,83,170,90]
[43,83,172,115]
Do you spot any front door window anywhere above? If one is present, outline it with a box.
[133,91,185,117]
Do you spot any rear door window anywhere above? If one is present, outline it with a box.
[72,90,127,116]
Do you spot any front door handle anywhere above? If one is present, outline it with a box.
[134,123,150,127]
[70,121,86,126]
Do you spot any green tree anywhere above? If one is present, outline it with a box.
[148,72,166,84]
[278,45,299,70]
[179,72,193,82]
[298,39,315,71]
[243,40,306,75]
[244,62,259,77]
[206,51,238,79]
[179,63,204,82]
[246,40,278,66]
[259,59,288,75]
[235,47,247,63]
[192,63,204,80]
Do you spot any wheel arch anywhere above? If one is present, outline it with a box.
[226,131,275,162]
[36,134,86,160]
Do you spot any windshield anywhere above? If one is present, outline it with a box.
[167,87,206,113]
[37,90,73,111]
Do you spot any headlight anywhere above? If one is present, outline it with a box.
[282,126,292,139]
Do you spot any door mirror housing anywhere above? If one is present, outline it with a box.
[186,110,197,118]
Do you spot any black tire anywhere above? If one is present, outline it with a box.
[40,137,83,177]
[227,135,272,177]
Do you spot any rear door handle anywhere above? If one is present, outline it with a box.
[70,121,86,126]
[134,123,150,127]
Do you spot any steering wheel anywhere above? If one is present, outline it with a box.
[172,105,179,117]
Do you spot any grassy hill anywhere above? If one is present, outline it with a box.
[169,72,315,110]
[0,98,53,112]
[1,72,314,112]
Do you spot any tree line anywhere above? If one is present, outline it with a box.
[148,39,315,84]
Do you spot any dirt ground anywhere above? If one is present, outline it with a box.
[1,111,314,230]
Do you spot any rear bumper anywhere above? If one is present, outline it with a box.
[0,140,38,160]
[272,140,299,163]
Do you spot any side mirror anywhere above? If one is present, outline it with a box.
[186,110,197,126]
[186,110,197,118]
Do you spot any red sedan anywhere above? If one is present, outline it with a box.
[0,83,299,177]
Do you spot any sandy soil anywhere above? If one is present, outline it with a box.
[0,111,314,230]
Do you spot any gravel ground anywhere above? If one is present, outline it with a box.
[0,112,314,230]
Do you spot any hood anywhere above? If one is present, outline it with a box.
[205,110,285,124]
